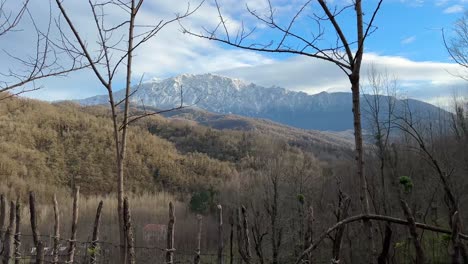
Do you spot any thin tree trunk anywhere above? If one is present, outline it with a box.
[0,195,7,247]
[68,186,80,264]
[53,194,60,264]
[36,241,44,264]
[353,1,376,262]
[3,201,15,264]
[377,223,392,264]
[450,211,468,264]
[236,208,249,264]
[303,205,314,263]
[28,192,39,248]
[229,213,234,264]
[218,205,224,264]
[194,214,202,264]
[14,200,20,264]
[241,206,251,262]
[90,201,103,264]
[400,200,425,264]
[123,198,135,264]
[166,202,175,264]
[332,196,350,263]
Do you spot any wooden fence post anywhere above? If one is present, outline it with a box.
[0,194,7,246]
[241,206,251,261]
[67,186,80,263]
[194,214,202,264]
[217,205,224,264]
[123,198,135,264]
[166,202,175,264]
[53,194,60,264]
[3,201,15,264]
[90,200,103,264]
[14,199,20,264]
[229,212,234,264]
[29,192,39,247]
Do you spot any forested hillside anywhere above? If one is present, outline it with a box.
[0,95,342,198]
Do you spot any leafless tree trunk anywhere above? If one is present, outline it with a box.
[251,209,266,264]
[0,195,6,247]
[53,2,201,262]
[166,202,175,264]
[2,201,15,264]
[194,214,202,264]
[123,198,135,264]
[53,194,60,264]
[28,192,39,248]
[229,213,234,264]
[67,186,80,264]
[332,193,351,263]
[451,211,468,264]
[400,200,425,264]
[236,208,250,264]
[36,241,44,264]
[303,205,314,263]
[13,200,20,264]
[217,205,224,264]
[182,1,384,260]
[90,201,103,264]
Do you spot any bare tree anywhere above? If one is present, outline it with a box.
[362,66,398,264]
[0,0,86,100]
[443,11,468,80]
[181,1,384,260]
[52,1,202,262]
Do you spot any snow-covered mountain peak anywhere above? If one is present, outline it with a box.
[75,73,446,131]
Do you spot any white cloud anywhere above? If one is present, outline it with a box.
[0,0,274,100]
[443,4,464,13]
[217,53,468,104]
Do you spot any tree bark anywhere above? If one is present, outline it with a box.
[166,202,175,264]
[67,186,80,264]
[53,194,60,264]
[0,195,7,248]
[400,200,425,264]
[217,205,224,264]
[14,200,20,264]
[123,198,135,264]
[90,201,103,264]
[194,214,202,264]
[28,192,39,248]
[3,201,15,264]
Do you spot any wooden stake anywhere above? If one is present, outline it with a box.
[194,214,202,264]
[28,192,39,248]
[0,195,7,245]
[217,205,224,264]
[166,202,175,264]
[3,201,15,264]
[53,194,60,264]
[90,201,103,264]
[67,186,80,263]
[14,199,20,264]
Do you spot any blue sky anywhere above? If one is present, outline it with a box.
[0,0,466,105]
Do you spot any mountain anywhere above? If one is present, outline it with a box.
[77,74,450,131]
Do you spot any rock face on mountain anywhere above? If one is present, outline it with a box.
[77,73,449,131]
